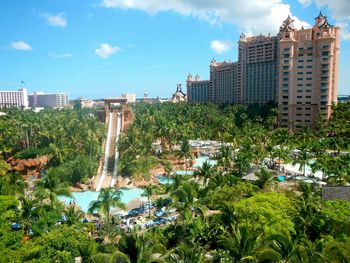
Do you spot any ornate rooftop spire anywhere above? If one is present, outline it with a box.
[279,15,296,33]
[314,11,332,28]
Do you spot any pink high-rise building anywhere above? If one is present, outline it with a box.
[278,13,340,129]
[186,13,340,128]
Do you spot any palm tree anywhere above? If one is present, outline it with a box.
[18,195,41,235]
[118,230,166,263]
[255,168,276,189]
[88,188,125,224]
[194,160,214,186]
[176,140,193,175]
[64,206,84,226]
[217,202,239,231]
[35,172,72,206]
[167,243,206,263]
[218,223,262,262]
[259,232,301,262]
[215,145,233,171]
[292,146,310,177]
[142,185,157,218]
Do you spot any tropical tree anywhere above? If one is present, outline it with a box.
[35,172,71,206]
[292,146,310,176]
[255,168,276,190]
[218,223,262,262]
[175,140,193,175]
[88,188,125,224]
[142,185,158,218]
[194,160,215,186]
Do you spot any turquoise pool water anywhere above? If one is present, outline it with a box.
[173,170,194,175]
[194,156,217,168]
[156,175,174,184]
[59,188,144,213]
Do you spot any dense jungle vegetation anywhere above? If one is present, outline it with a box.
[0,103,349,262]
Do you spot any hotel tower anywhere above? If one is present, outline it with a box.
[187,13,340,129]
[278,13,340,129]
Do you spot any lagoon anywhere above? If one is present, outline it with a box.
[60,188,144,213]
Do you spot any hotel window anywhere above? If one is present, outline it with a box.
[297,96,302,98]
[307,59,313,62]
[306,72,312,75]
[306,77,312,80]
[298,66,304,69]
[284,48,290,51]
[297,102,302,104]
[298,59,304,63]
[306,102,311,104]
[306,84,312,87]
[307,47,313,50]
[297,90,303,92]
[297,113,302,116]
[305,113,311,116]
[283,54,289,58]
[307,65,312,68]
[298,78,303,81]
[306,96,311,98]
[297,107,302,110]
[297,84,303,87]
[298,72,303,75]
[306,89,311,92]
[322,51,329,56]
[299,53,304,57]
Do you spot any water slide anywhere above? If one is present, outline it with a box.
[96,111,114,191]
[110,112,122,187]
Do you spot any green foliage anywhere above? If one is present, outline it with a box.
[234,192,297,236]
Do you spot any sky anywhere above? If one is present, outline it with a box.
[0,0,349,99]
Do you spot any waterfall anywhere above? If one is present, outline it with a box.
[96,111,114,191]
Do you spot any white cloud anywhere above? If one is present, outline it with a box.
[10,41,32,50]
[41,12,67,27]
[100,0,309,35]
[210,40,232,54]
[95,43,120,58]
[49,52,72,58]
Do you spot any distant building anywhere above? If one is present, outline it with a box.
[28,92,69,108]
[121,93,136,103]
[338,95,350,103]
[0,88,28,108]
[171,84,187,103]
[186,74,210,102]
[210,61,239,104]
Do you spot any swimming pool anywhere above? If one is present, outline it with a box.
[172,170,194,175]
[59,188,144,213]
[194,155,217,168]
[156,175,175,184]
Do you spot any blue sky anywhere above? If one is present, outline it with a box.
[0,0,349,99]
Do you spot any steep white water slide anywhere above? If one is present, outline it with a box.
[96,110,121,191]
